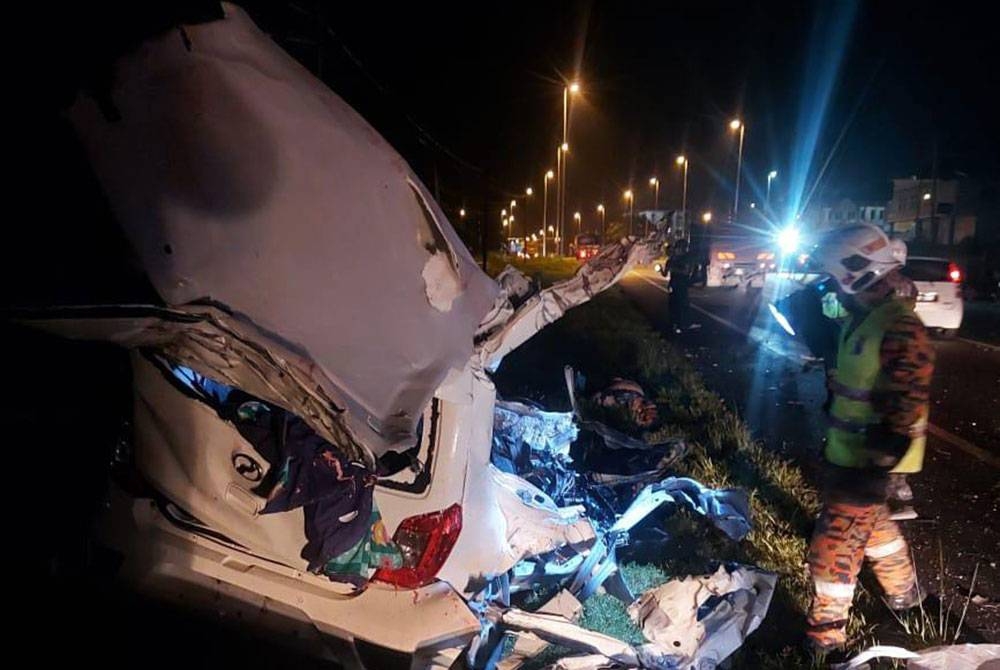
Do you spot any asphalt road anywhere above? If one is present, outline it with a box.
[620,267,1000,642]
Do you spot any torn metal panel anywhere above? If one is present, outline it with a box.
[479,238,657,371]
[494,400,579,460]
[20,304,371,465]
[609,478,752,543]
[496,266,538,304]
[562,480,752,605]
[501,609,640,666]
[832,643,1000,670]
[492,467,597,561]
[66,2,498,457]
[509,551,586,595]
[475,267,538,343]
[547,655,627,670]
[538,589,585,622]
[493,399,580,504]
[907,645,1000,670]
[496,632,552,670]
[627,565,777,670]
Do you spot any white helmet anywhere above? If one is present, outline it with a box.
[809,224,903,294]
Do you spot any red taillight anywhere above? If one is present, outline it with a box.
[948,263,962,283]
[372,504,462,588]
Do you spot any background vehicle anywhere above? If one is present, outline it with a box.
[696,225,776,288]
[901,256,965,335]
[572,233,602,260]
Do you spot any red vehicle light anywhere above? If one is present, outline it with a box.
[372,504,462,588]
[948,263,962,283]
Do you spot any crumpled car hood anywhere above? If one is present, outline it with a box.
[65,3,498,456]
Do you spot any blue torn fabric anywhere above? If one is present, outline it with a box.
[261,419,378,574]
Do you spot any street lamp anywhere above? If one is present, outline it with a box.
[543,170,554,256]
[729,119,745,220]
[524,189,534,243]
[573,211,582,237]
[766,170,778,209]
[597,203,606,242]
[648,177,660,236]
[702,211,712,224]
[459,208,466,218]
[560,82,580,256]
[676,155,689,240]
[624,189,634,236]
[556,144,570,255]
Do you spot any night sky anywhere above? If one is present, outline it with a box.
[243,0,998,227]
[14,0,1000,298]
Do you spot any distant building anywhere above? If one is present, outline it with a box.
[800,198,886,230]
[886,177,975,245]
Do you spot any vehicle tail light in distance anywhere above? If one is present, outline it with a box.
[372,504,462,588]
[948,263,962,282]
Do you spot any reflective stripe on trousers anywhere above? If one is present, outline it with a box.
[807,501,915,647]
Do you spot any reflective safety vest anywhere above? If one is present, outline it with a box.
[825,299,927,473]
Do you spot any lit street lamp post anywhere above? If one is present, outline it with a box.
[624,189,634,236]
[573,211,582,239]
[648,177,659,236]
[597,204,605,243]
[729,119,745,221]
[543,170,554,256]
[766,170,777,210]
[525,187,533,245]
[556,144,569,255]
[676,155,689,239]
[561,83,580,257]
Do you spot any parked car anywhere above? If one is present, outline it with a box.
[901,256,965,336]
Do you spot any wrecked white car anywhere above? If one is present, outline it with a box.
[17,5,773,669]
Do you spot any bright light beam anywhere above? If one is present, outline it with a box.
[768,303,797,337]
[777,226,801,255]
[785,2,859,224]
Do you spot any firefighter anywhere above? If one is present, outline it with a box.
[666,239,699,333]
[802,223,934,652]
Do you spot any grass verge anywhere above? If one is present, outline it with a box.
[486,252,580,287]
[496,286,824,666]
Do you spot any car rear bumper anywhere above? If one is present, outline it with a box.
[914,300,964,330]
[99,487,480,669]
